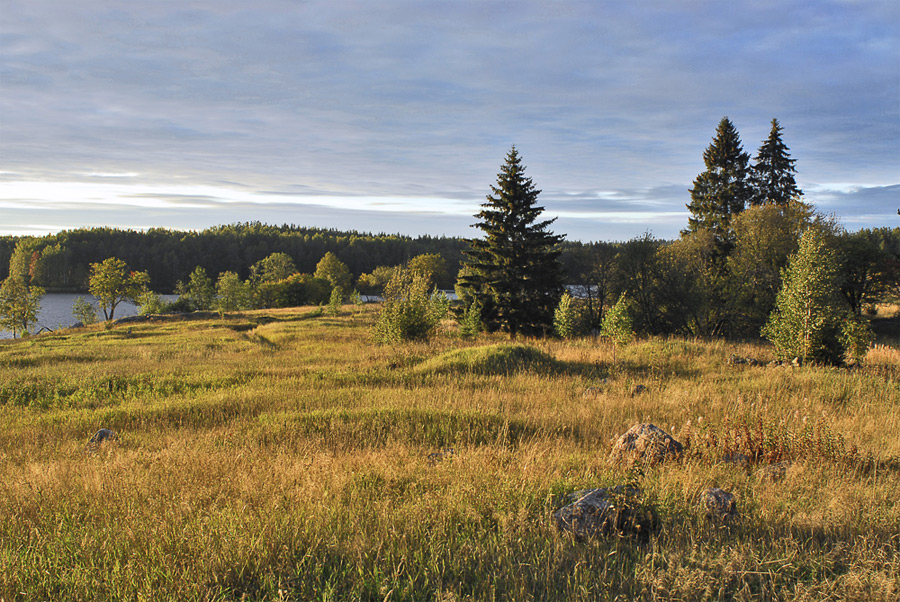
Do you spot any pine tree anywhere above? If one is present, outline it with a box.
[685,117,752,248]
[458,147,564,337]
[749,118,801,207]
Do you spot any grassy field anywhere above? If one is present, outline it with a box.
[1,306,898,601]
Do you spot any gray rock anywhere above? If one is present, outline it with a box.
[755,462,788,483]
[791,357,802,368]
[721,452,750,467]
[701,488,738,521]
[631,384,648,396]
[609,423,683,466]
[427,448,455,464]
[553,486,655,538]
[86,429,119,453]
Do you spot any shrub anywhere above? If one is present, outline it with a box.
[137,291,171,316]
[373,267,449,343]
[457,300,483,339]
[553,292,579,339]
[72,296,98,325]
[327,287,343,317]
[601,293,634,347]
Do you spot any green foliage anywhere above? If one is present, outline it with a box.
[841,315,875,364]
[373,267,449,343]
[685,117,752,247]
[725,200,816,335]
[457,299,483,339]
[88,257,150,321]
[749,118,802,207]
[178,266,216,311]
[250,252,297,285]
[553,292,579,339]
[458,147,564,337]
[137,291,171,316]
[314,252,353,292]
[327,286,343,317]
[0,277,44,338]
[762,228,855,364]
[71,296,97,325]
[601,293,634,347]
[350,289,364,312]
[357,265,396,296]
[413,343,557,375]
[407,253,450,288]
[214,271,252,316]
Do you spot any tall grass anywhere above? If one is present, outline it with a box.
[1,307,898,600]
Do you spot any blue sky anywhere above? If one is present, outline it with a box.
[1,0,898,241]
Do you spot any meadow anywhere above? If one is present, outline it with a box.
[1,306,898,601]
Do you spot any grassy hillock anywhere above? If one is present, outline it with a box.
[1,307,898,601]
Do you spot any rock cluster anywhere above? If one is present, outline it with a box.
[727,354,761,366]
[553,486,655,539]
[609,423,683,466]
[701,487,738,521]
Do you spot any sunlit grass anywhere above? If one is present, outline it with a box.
[1,305,898,600]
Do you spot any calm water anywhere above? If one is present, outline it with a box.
[0,293,177,339]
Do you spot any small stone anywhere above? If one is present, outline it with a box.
[582,387,603,398]
[791,357,802,368]
[755,462,788,483]
[631,384,648,396]
[89,428,118,445]
[701,487,738,521]
[609,423,683,466]
[553,485,655,538]
[721,452,750,467]
[427,448,455,464]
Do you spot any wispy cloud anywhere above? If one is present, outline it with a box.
[1,1,897,240]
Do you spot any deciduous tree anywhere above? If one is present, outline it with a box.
[0,276,44,338]
[88,258,150,321]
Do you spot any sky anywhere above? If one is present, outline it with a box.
[1,0,898,242]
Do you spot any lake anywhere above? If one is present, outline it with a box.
[0,293,177,340]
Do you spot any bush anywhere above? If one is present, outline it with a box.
[72,296,98,325]
[601,293,634,347]
[457,300,483,339]
[553,291,579,339]
[137,291,171,316]
[373,267,449,343]
[327,287,343,317]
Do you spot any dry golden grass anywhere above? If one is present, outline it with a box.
[0,306,898,601]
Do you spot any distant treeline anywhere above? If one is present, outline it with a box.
[0,223,473,292]
[3,219,898,340]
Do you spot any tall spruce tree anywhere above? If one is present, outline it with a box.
[749,118,801,206]
[458,147,564,337]
[685,117,752,248]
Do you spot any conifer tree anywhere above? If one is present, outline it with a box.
[458,147,564,337]
[749,118,801,207]
[685,117,752,248]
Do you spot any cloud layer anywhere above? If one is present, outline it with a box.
[1,1,898,240]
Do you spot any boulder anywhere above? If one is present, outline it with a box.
[553,486,655,538]
[609,423,683,466]
[700,488,738,521]
[755,462,788,483]
[86,429,119,453]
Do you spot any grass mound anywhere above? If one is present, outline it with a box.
[413,343,557,375]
